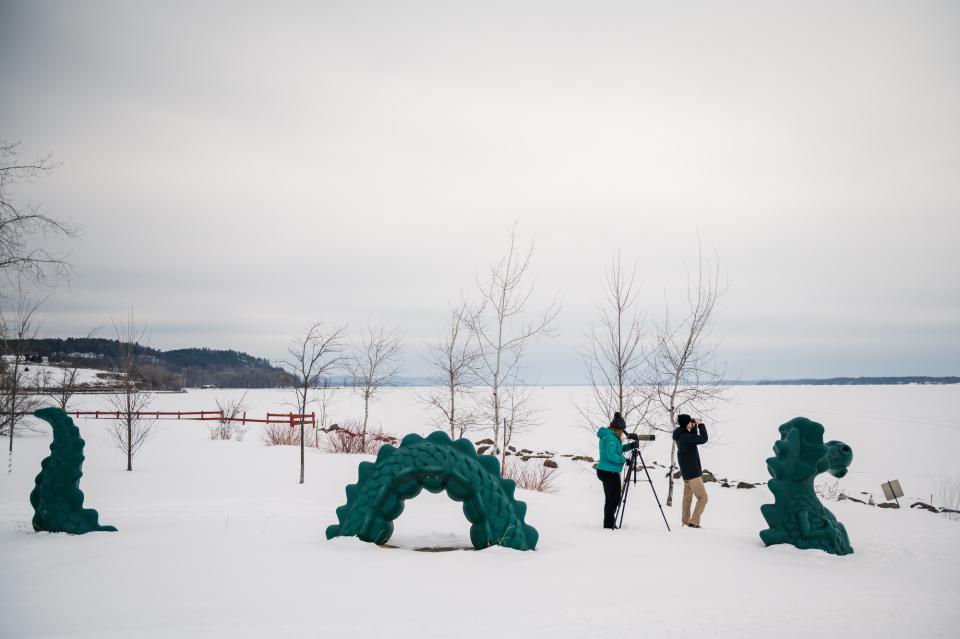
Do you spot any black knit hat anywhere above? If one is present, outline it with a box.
[610,412,626,430]
[678,414,692,428]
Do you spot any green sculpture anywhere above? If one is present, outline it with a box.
[760,417,852,555]
[29,407,117,534]
[326,431,538,551]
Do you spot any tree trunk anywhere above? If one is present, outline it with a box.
[361,393,370,436]
[299,420,305,484]
[666,440,677,506]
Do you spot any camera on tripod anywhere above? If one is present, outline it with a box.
[625,432,655,442]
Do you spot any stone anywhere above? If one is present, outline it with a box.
[736,481,756,489]
[877,502,900,509]
[909,502,939,513]
[543,460,558,469]
[702,471,717,483]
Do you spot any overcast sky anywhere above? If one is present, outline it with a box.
[1,0,958,382]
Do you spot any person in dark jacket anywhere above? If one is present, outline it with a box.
[672,414,708,528]
[596,411,638,529]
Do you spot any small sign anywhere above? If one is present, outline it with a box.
[881,479,904,502]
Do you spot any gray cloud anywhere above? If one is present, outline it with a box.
[2,1,958,381]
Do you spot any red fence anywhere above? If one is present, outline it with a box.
[68,410,316,427]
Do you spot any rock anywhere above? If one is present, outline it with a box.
[519,449,532,454]
[877,502,900,509]
[941,508,960,514]
[477,446,490,455]
[520,456,530,461]
[560,454,573,457]
[475,438,495,446]
[720,481,730,488]
[572,455,595,463]
[543,460,558,469]
[508,445,516,452]
[671,470,682,479]
[702,471,717,483]
[838,494,866,504]
[910,501,939,513]
[736,481,755,489]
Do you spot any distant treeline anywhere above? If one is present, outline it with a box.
[735,376,959,386]
[10,338,297,389]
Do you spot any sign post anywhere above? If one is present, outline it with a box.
[881,479,904,507]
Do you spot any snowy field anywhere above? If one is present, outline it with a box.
[1,384,958,638]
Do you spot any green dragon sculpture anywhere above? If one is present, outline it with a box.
[760,417,852,555]
[327,431,538,551]
[29,407,117,534]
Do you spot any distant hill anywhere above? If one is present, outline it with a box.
[733,376,959,386]
[11,338,297,389]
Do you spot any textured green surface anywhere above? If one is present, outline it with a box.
[29,407,117,534]
[326,431,538,551]
[760,417,852,555]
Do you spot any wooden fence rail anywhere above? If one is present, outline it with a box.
[66,410,316,427]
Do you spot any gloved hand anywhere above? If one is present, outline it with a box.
[627,441,639,451]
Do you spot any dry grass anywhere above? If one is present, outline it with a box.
[503,458,559,493]
[322,421,398,455]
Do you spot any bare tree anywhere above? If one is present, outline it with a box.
[104,313,156,471]
[282,321,347,483]
[578,253,652,434]
[645,246,727,506]
[315,377,337,448]
[347,323,403,437]
[211,392,249,441]
[0,141,81,285]
[44,329,99,412]
[464,227,560,474]
[421,305,479,439]
[0,281,45,457]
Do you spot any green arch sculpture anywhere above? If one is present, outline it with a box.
[326,431,539,551]
[29,407,117,534]
[760,417,852,555]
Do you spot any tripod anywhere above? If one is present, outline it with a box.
[614,445,671,531]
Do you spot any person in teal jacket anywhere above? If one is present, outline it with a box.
[596,411,638,529]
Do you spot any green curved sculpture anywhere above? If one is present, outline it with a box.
[29,407,117,534]
[326,431,538,551]
[760,417,852,555]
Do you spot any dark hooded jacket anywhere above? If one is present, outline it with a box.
[672,423,708,480]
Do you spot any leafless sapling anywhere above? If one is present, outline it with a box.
[0,282,45,457]
[104,313,156,471]
[421,305,479,439]
[283,321,347,483]
[463,227,559,474]
[645,246,727,506]
[347,323,403,438]
[578,253,652,434]
[44,329,98,412]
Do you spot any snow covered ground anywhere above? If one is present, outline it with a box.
[1,385,958,638]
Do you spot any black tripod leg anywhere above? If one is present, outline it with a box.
[614,465,629,528]
[638,450,671,532]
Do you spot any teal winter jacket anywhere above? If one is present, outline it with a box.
[596,427,633,473]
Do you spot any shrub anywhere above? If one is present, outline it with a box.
[503,458,559,493]
[261,422,303,446]
[322,420,398,455]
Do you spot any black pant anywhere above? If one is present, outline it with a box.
[596,469,622,528]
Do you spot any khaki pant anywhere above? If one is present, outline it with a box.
[681,476,708,526]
